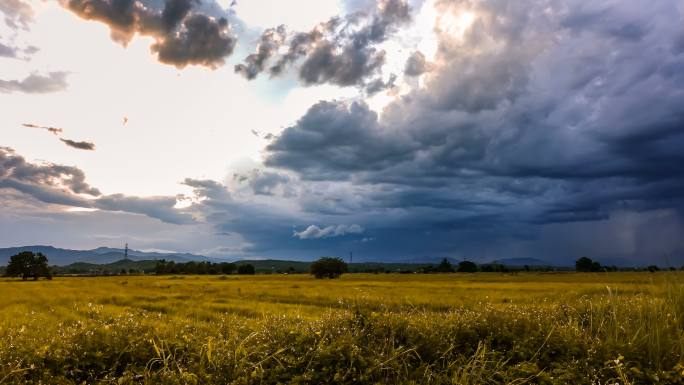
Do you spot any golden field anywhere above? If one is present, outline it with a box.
[1,272,683,384]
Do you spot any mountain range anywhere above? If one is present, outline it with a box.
[0,245,213,266]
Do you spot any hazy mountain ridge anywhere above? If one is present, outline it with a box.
[0,246,212,266]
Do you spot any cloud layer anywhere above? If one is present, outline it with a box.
[294,224,365,239]
[0,147,193,224]
[0,72,69,93]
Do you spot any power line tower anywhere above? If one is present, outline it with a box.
[124,243,129,261]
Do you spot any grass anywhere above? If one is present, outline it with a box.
[0,272,683,384]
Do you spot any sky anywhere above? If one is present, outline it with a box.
[1,0,684,265]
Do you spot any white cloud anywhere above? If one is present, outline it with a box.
[293,224,365,239]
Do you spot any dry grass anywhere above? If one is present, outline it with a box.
[0,272,682,384]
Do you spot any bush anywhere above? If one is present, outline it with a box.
[434,258,455,273]
[457,260,478,273]
[237,264,255,275]
[310,257,348,279]
[576,257,603,272]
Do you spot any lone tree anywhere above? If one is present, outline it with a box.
[576,257,602,272]
[5,251,52,280]
[310,257,348,279]
[457,260,478,273]
[434,258,455,273]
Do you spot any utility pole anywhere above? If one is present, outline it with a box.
[124,243,129,260]
[349,251,353,264]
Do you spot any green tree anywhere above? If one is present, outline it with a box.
[434,258,455,273]
[456,260,478,273]
[5,251,52,280]
[310,257,348,279]
[237,264,256,275]
[220,262,236,274]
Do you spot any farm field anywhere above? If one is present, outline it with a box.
[1,273,683,384]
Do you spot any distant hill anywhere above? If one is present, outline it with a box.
[0,245,212,266]
[55,259,159,274]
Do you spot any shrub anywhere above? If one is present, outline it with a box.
[576,256,603,272]
[457,260,478,273]
[237,264,256,275]
[434,258,455,273]
[310,257,348,279]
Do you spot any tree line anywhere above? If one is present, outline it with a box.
[154,260,256,275]
[1,253,676,280]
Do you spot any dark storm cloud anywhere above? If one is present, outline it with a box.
[160,0,195,30]
[61,0,236,68]
[234,25,286,79]
[181,177,369,258]
[232,169,292,196]
[0,147,101,198]
[265,101,416,178]
[259,0,684,262]
[236,0,411,87]
[299,43,385,87]
[364,73,396,95]
[59,138,96,151]
[0,72,69,94]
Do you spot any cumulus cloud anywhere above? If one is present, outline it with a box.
[265,101,415,178]
[60,0,237,68]
[232,169,292,196]
[0,72,69,93]
[0,42,39,60]
[0,147,194,224]
[235,0,411,87]
[0,0,34,30]
[0,147,101,201]
[293,224,365,239]
[234,24,286,79]
[403,51,427,76]
[364,73,396,95]
[59,138,96,150]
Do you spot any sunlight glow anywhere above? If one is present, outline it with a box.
[437,10,476,39]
